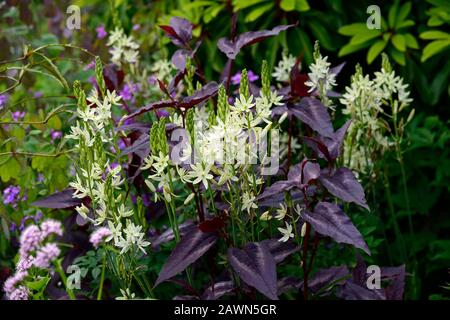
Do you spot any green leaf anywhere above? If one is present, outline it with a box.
[397,19,415,29]
[420,30,450,40]
[0,157,21,182]
[392,34,406,51]
[367,39,388,64]
[245,3,273,22]
[388,1,399,28]
[309,20,337,51]
[421,39,450,62]
[280,0,295,11]
[395,2,412,29]
[25,276,50,291]
[338,41,372,57]
[338,23,368,36]
[390,47,406,65]
[232,0,263,11]
[295,0,309,11]
[349,30,381,45]
[404,33,419,49]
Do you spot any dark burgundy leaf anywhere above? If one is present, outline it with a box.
[278,277,302,295]
[199,217,226,233]
[228,242,278,300]
[151,220,196,249]
[290,59,310,97]
[382,265,406,300]
[338,280,385,300]
[32,189,82,209]
[217,24,295,60]
[256,181,294,202]
[291,97,334,137]
[319,168,369,210]
[103,64,124,91]
[261,239,299,264]
[178,82,219,108]
[305,120,352,161]
[202,281,235,300]
[302,161,321,184]
[159,17,192,47]
[121,133,149,159]
[302,202,370,255]
[154,227,218,287]
[115,122,150,133]
[125,100,176,120]
[308,266,350,293]
[173,295,199,300]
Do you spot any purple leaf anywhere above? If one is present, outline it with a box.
[291,97,334,138]
[125,100,176,120]
[154,227,218,287]
[261,239,299,263]
[305,120,352,161]
[330,62,346,77]
[202,281,235,300]
[278,277,302,295]
[287,160,320,187]
[179,82,219,108]
[228,242,278,300]
[302,202,370,255]
[338,280,386,300]
[217,24,295,60]
[319,167,369,210]
[383,265,406,300]
[32,189,82,209]
[160,17,192,47]
[256,181,294,202]
[308,266,350,293]
[121,133,149,159]
[151,220,196,249]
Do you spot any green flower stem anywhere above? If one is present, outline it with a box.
[54,259,76,300]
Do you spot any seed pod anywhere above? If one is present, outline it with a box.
[239,68,249,99]
[261,60,271,99]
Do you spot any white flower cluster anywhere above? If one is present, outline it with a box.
[67,86,150,255]
[107,28,140,66]
[305,51,336,108]
[272,52,296,83]
[340,62,413,176]
[260,203,303,242]
[150,59,175,83]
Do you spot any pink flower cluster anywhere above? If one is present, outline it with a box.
[89,227,112,248]
[3,220,63,300]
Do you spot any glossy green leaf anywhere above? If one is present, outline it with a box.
[245,3,273,22]
[395,2,412,29]
[404,33,419,49]
[392,34,406,52]
[421,39,450,62]
[349,30,381,45]
[338,23,368,36]
[420,30,450,40]
[367,39,388,64]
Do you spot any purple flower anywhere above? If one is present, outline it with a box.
[19,216,35,232]
[248,70,259,82]
[83,60,95,71]
[34,211,43,222]
[133,24,141,31]
[40,219,63,238]
[33,243,60,268]
[12,111,25,122]
[37,174,44,183]
[119,83,140,101]
[89,227,112,248]
[231,70,259,85]
[0,94,8,109]
[3,271,27,298]
[33,91,43,99]
[50,129,62,140]
[19,225,42,258]
[16,256,34,272]
[8,286,29,300]
[156,109,170,118]
[9,222,17,233]
[96,25,107,39]
[3,185,21,206]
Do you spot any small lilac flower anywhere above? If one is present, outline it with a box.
[96,24,107,39]
[34,211,43,222]
[133,24,140,31]
[231,73,241,85]
[231,70,259,85]
[148,75,157,85]
[89,227,112,248]
[33,91,43,99]
[3,271,27,297]
[9,222,17,233]
[119,83,140,101]
[83,60,96,71]
[40,219,63,238]
[0,94,8,109]
[3,185,21,206]
[50,130,62,140]
[12,111,25,121]
[247,70,259,82]
[19,225,42,258]
[9,286,29,300]
[33,243,60,268]
[37,174,44,183]
[16,256,34,272]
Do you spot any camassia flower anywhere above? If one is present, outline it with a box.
[278,222,294,242]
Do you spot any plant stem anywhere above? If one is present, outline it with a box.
[54,259,76,300]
